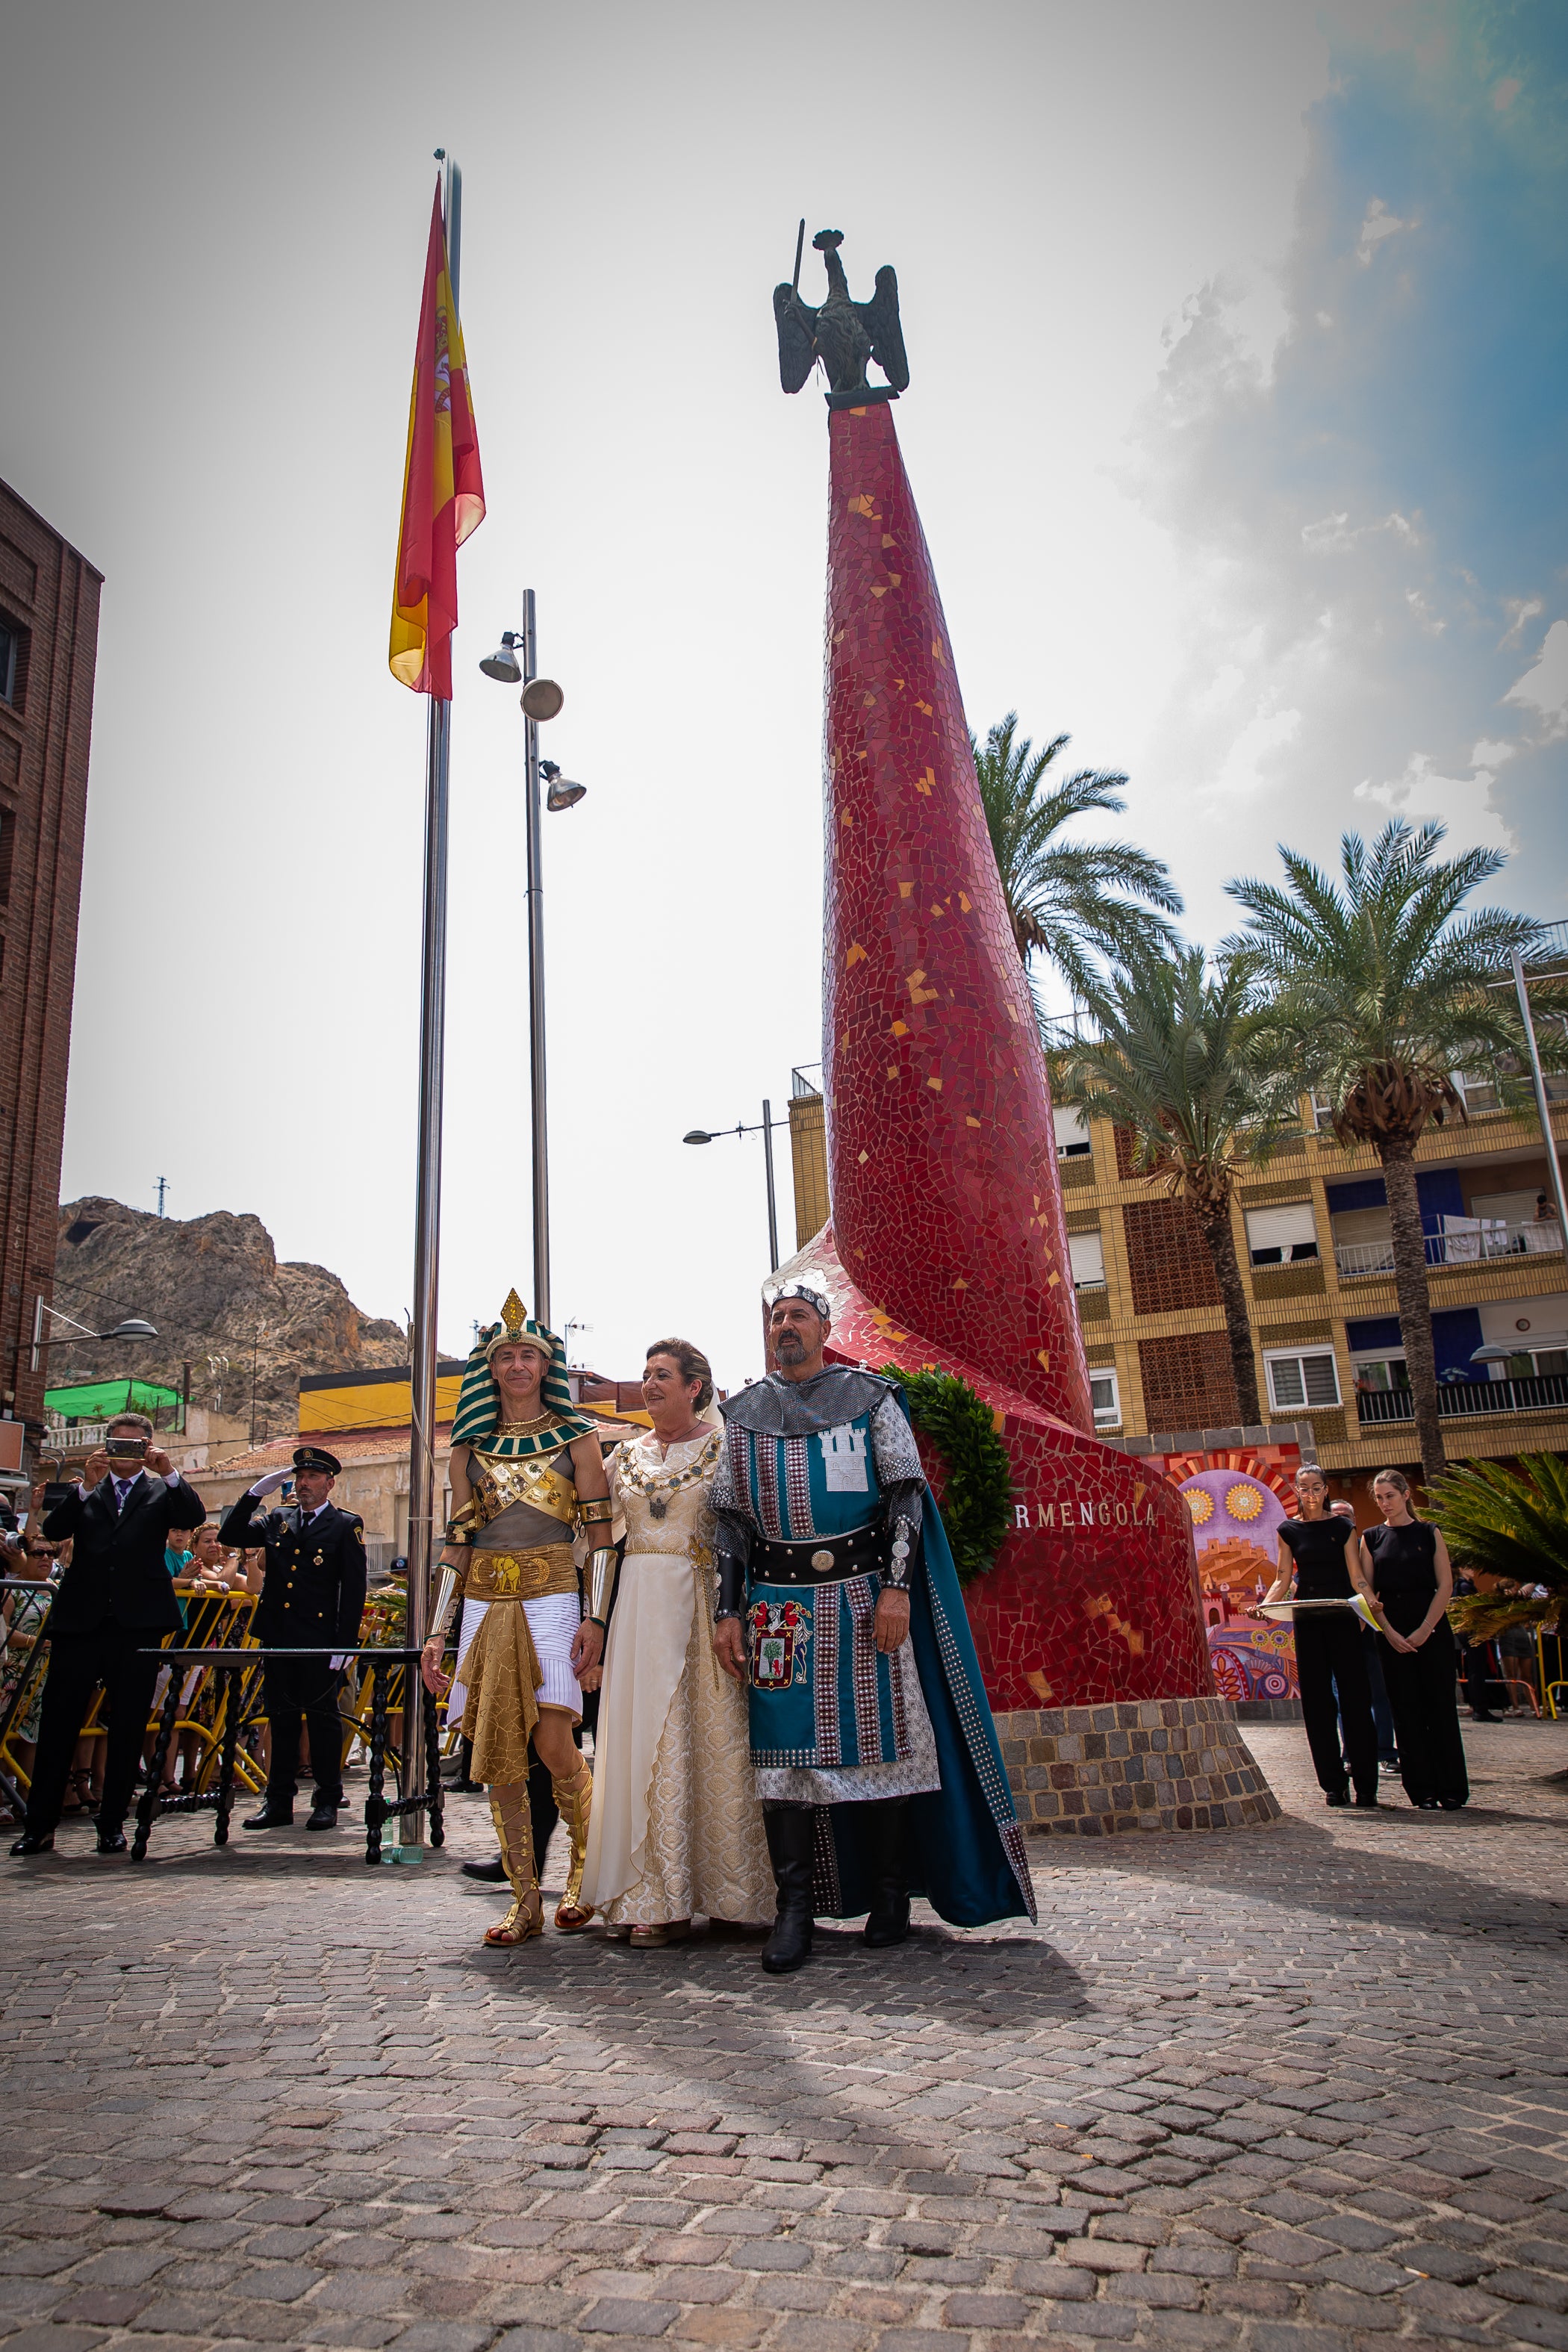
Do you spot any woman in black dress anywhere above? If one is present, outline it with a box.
[1264,1468,1378,1808]
[1353,1469,1468,1809]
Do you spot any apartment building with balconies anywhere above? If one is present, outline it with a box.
[786,1030,1567,1495]
[1056,1071,1567,1489]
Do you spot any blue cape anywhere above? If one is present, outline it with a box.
[812,1407,1036,1928]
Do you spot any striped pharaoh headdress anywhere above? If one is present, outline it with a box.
[449,1289,595,1457]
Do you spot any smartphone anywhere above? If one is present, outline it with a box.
[105,1437,148,1460]
[42,1481,76,1508]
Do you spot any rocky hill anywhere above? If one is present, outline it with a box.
[51,1197,406,1436]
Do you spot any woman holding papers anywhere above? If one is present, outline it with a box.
[1354,1470,1468,1811]
[1264,1467,1379,1809]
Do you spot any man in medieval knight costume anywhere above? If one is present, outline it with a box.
[420,1292,615,1947]
[712,1281,1036,1973]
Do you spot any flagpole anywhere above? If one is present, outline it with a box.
[402,148,462,1853]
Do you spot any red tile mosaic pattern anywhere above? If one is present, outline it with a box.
[810,399,1213,1711]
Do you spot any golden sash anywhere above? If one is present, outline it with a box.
[464,1544,579,1602]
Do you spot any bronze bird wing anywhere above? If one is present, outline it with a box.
[774,284,818,393]
[856,265,909,392]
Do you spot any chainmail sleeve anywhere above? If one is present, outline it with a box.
[870,1391,924,1587]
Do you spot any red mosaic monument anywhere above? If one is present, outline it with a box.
[778,384,1216,1720]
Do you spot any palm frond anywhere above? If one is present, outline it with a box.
[971,715,1181,1000]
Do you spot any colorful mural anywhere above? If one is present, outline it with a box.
[1171,1452,1301,1704]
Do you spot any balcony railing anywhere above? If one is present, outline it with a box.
[1336,1219,1563,1279]
[1356,1372,1568,1424]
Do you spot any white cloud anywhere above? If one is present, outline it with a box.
[1207,706,1303,801]
[1356,197,1415,264]
[1500,597,1543,645]
[1354,750,1517,855]
[1505,619,1568,738]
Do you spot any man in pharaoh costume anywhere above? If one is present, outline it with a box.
[712,1281,1036,1973]
[421,1292,615,1947]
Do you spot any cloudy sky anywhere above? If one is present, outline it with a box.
[2,1,1563,1393]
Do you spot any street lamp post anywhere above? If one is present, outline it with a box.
[1511,950,1568,1241]
[480,596,587,1330]
[682,1101,788,1273]
[30,1301,158,1374]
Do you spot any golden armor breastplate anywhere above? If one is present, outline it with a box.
[467,1446,579,1534]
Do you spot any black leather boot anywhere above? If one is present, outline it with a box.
[243,1800,295,1829]
[862,1799,911,1948]
[461,1855,508,1882]
[761,1805,816,1975]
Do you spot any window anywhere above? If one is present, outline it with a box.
[1310,1092,1337,1132]
[1244,1201,1319,1266]
[1068,1231,1106,1289]
[1455,1068,1502,1114]
[1353,1354,1409,1393]
[1495,1346,1568,1381]
[1089,1370,1121,1429]
[1265,1348,1342,1410]
[0,621,16,705]
[1054,1106,1092,1159]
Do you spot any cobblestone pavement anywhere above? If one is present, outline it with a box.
[3,1720,1567,2352]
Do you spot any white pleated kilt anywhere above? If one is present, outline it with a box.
[445,1596,490,1723]
[523,1590,585,1715]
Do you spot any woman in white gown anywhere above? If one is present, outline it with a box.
[582,1339,773,1947]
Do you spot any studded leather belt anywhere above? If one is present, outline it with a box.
[750,1525,882,1584]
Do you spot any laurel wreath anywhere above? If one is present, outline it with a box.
[880,1364,1013,1586]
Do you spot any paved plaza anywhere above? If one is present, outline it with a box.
[2,1723,1567,2352]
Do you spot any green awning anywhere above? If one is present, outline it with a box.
[44,1376,183,1420]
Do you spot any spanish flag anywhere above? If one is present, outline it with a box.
[389,181,485,698]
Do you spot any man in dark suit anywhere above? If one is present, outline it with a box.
[11,1412,206,1856]
[220,1445,367,1831]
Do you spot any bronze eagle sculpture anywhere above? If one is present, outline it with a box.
[774,227,909,402]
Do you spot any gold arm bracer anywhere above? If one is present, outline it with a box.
[586,1547,617,1627]
[427,1562,464,1646]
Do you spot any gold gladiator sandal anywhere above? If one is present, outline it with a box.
[552,1764,596,1932]
[484,1784,544,1947]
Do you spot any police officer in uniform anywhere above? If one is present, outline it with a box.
[220,1446,367,1831]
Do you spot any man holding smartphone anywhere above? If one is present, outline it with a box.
[10,1412,205,1856]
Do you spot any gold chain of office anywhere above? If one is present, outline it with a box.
[614,1428,722,1521]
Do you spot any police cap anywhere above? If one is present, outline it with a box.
[293,1445,342,1477]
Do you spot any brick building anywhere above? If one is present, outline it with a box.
[0,481,102,1469]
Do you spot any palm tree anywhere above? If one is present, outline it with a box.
[1430,1452,1567,1659]
[1055,951,1302,1428]
[1225,821,1556,1481]
[972,714,1183,1015]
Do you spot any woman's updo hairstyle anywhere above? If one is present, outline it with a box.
[646,1337,714,1414]
[1373,1467,1411,1495]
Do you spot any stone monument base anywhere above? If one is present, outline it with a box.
[995,1698,1281,1837]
